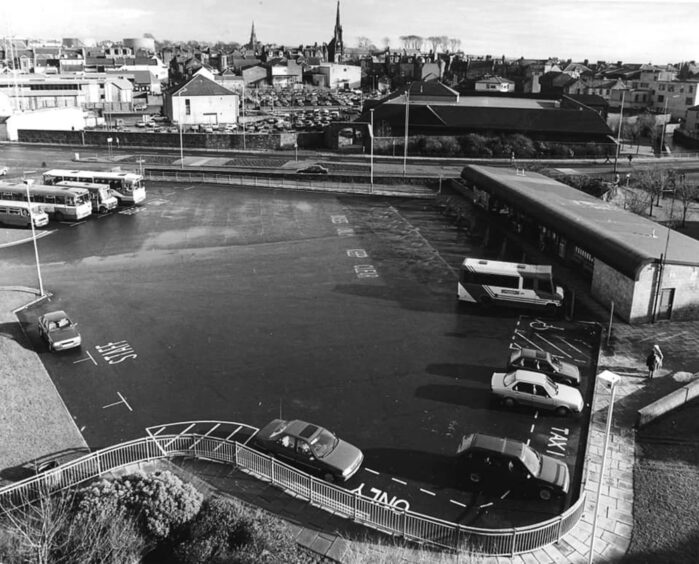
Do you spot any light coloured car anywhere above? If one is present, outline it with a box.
[491,369,584,416]
[507,348,581,386]
[251,419,363,482]
[0,166,7,176]
[38,310,82,351]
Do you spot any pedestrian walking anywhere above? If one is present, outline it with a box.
[627,154,633,165]
[646,344,663,379]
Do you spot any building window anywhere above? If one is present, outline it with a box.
[687,98,693,106]
[659,84,666,91]
[690,86,694,93]
[658,94,664,103]
[185,98,191,115]
[669,85,675,92]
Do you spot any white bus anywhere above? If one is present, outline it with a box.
[458,258,564,313]
[42,169,146,205]
[0,182,92,221]
[56,181,119,214]
[0,199,49,228]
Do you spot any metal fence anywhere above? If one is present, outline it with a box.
[0,429,585,556]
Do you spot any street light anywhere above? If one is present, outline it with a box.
[370,108,374,191]
[659,94,679,156]
[177,86,189,169]
[613,90,625,176]
[22,171,45,297]
[652,175,680,322]
[403,86,410,176]
[588,370,621,564]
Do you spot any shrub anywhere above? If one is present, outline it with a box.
[77,471,203,540]
[171,497,313,564]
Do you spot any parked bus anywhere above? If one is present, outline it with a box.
[56,181,119,214]
[42,169,146,205]
[458,258,564,314]
[0,199,49,228]
[0,182,92,221]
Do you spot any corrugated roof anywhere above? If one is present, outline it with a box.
[461,165,699,279]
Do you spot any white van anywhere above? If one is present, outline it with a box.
[0,199,49,228]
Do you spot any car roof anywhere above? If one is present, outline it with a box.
[283,419,321,440]
[41,310,69,322]
[463,433,529,459]
[510,369,550,384]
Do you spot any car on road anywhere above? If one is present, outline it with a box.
[491,369,584,416]
[38,310,82,351]
[507,348,581,386]
[251,419,363,482]
[296,165,329,174]
[457,433,570,500]
[0,166,7,176]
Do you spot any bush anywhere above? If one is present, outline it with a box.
[77,471,203,540]
[170,497,313,564]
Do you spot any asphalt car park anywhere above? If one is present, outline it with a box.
[0,181,600,527]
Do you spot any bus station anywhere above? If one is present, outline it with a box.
[460,165,699,323]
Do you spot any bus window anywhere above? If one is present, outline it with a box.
[522,277,536,290]
[537,279,553,294]
[482,274,518,289]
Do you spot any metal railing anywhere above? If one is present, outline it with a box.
[0,426,586,556]
[143,168,435,197]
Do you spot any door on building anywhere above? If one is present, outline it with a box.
[657,288,675,320]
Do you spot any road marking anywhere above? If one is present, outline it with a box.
[513,330,544,351]
[331,214,348,224]
[365,468,380,475]
[391,477,407,485]
[530,424,535,433]
[420,488,436,496]
[346,249,368,258]
[535,334,572,357]
[117,392,133,412]
[479,502,494,509]
[80,426,86,432]
[354,264,379,278]
[554,336,584,354]
[546,450,565,457]
[449,499,467,508]
[183,185,196,191]
[526,438,531,445]
[500,490,510,500]
[69,221,86,228]
[96,212,112,219]
[534,411,539,419]
[336,227,355,237]
[73,350,98,366]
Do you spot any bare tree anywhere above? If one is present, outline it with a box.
[427,36,441,53]
[633,168,671,216]
[400,35,423,50]
[672,172,698,227]
[448,38,462,52]
[356,36,372,50]
[382,36,391,49]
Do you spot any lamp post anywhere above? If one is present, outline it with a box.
[23,171,44,297]
[403,86,410,176]
[370,108,374,191]
[652,176,679,322]
[177,86,189,169]
[588,370,621,564]
[659,95,678,156]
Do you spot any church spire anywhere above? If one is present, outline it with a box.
[335,1,341,31]
[248,21,258,49]
[328,1,343,63]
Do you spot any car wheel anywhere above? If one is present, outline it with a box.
[99,206,107,214]
[322,472,335,483]
[503,397,516,409]
[555,406,570,417]
[545,303,559,317]
[469,472,482,484]
[539,487,553,501]
[564,378,576,387]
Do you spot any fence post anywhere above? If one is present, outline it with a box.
[557,515,564,541]
[353,490,358,521]
[510,527,517,557]
[270,457,275,484]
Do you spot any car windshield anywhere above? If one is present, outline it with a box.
[503,372,516,386]
[521,445,542,475]
[550,357,562,369]
[546,375,559,393]
[309,429,338,458]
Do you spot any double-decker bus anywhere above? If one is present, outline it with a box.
[42,169,146,205]
[55,181,119,214]
[458,258,564,314]
[0,182,92,221]
[0,199,49,228]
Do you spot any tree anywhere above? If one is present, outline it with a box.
[356,36,373,50]
[448,38,462,53]
[633,168,671,216]
[427,36,448,53]
[672,172,698,227]
[399,35,423,50]
[382,36,391,49]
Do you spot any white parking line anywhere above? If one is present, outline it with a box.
[420,488,436,496]
[530,424,535,433]
[535,333,572,358]
[69,221,86,228]
[73,350,98,366]
[554,336,584,354]
[479,502,494,509]
[365,468,380,475]
[80,425,86,432]
[391,477,407,485]
[117,392,132,412]
[449,499,467,508]
[526,438,531,445]
[183,186,195,191]
[546,450,565,457]
[500,490,510,500]
[513,330,544,351]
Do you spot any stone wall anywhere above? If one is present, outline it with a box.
[16,129,326,151]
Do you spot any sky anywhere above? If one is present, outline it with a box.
[2,0,699,64]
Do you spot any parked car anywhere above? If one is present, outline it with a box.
[456,433,570,500]
[297,165,329,174]
[490,369,584,416]
[251,419,363,482]
[0,166,8,176]
[507,348,580,386]
[38,311,82,351]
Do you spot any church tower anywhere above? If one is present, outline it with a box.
[327,1,344,63]
[247,21,258,50]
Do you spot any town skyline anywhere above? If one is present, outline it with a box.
[3,0,699,65]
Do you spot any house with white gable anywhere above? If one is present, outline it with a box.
[164,69,239,126]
